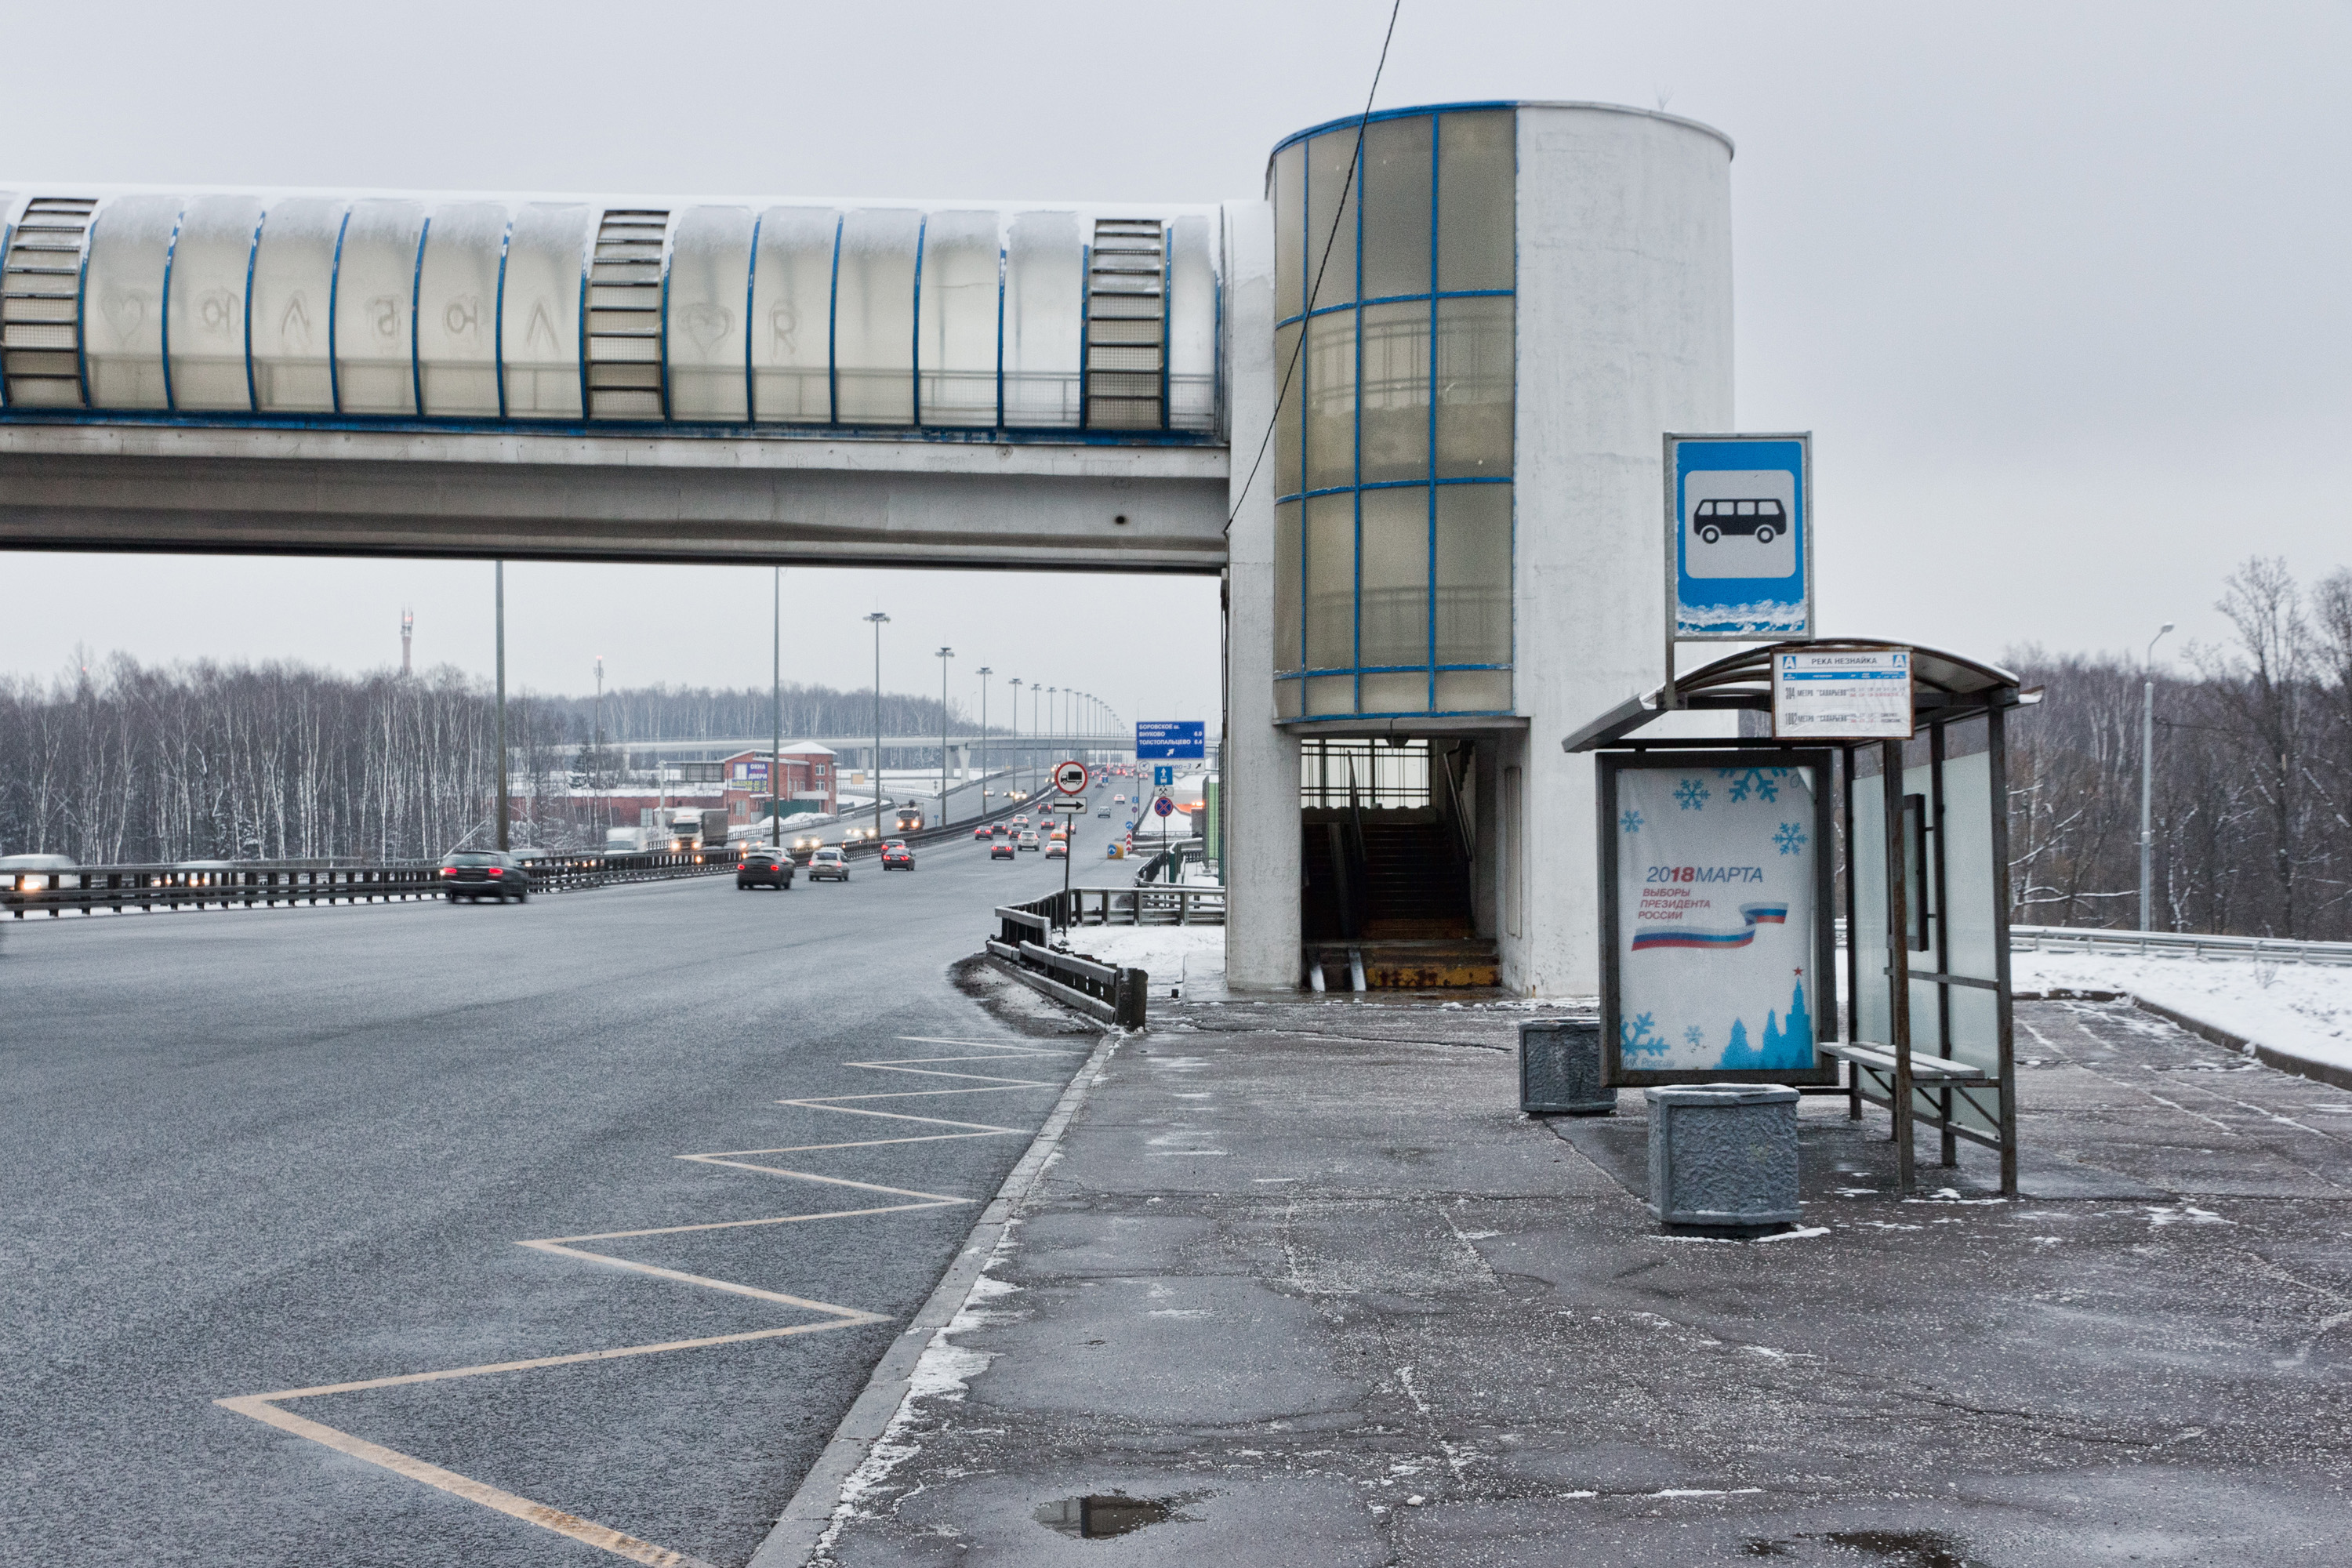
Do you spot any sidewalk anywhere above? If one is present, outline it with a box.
[810,996,2352,1566]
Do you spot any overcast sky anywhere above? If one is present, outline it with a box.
[2,0,2345,710]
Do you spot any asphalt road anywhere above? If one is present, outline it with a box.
[1,823,1102,1566]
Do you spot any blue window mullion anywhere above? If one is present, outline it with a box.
[1428,113,1443,712]
[825,215,843,425]
[910,216,926,426]
[241,207,263,412]
[159,203,187,412]
[325,207,350,415]
[743,214,763,422]
[408,216,429,418]
[492,219,512,420]
[1352,131,1364,712]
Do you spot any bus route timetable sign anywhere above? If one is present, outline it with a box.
[1665,432,1813,643]
[1772,646,1914,739]
[1135,720,1205,760]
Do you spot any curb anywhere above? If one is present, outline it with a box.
[747,1026,1123,1568]
[2128,993,2352,1094]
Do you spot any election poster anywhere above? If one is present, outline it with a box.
[1602,754,1836,1084]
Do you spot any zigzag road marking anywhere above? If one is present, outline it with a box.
[216,1036,1079,1564]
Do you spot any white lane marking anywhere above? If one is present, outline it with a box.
[215,1037,1063,1563]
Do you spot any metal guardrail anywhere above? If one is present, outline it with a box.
[2009,924,2352,967]
[2,850,739,917]
[985,909,1146,1028]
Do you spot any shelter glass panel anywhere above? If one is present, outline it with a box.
[1434,483,1511,666]
[1436,111,1514,293]
[415,201,505,417]
[1435,670,1512,712]
[1305,131,1359,310]
[663,205,753,422]
[1274,499,1304,676]
[165,194,261,412]
[1305,674,1356,717]
[333,198,423,416]
[1362,114,1432,301]
[500,203,590,419]
[249,198,344,412]
[1302,307,1355,492]
[916,209,1000,427]
[1304,492,1354,672]
[1270,140,1305,321]
[1003,210,1081,427]
[1939,747,2000,983]
[1358,484,1429,670]
[1357,299,1428,484]
[1361,672,1428,714]
[749,206,837,423]
[1850,775,1893,1044]
[833,209,919,426]
[83,194,180,410]
[1433,295,1512,477]
[1166,213,1217,432]
[1272,320,1302,498]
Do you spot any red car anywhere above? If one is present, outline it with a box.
[880,843,916,870]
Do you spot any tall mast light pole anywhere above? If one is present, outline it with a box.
[936,646,954,826]
[866,611,890,845]
[976,666,993,808]
[2140,620,2174,933]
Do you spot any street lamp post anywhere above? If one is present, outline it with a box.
[866,611,890,846]
[495,561,508,852]
[937,646,954,826]
[771,568,784,847]
[975,666,993,807]
[2140,621,2175,933]
[1008,678,1022,799]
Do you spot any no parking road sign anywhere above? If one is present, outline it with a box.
[1053,760,1091,795]
[1153,797,1175,818]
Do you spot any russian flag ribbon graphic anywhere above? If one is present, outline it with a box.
[1632,902,1788,952]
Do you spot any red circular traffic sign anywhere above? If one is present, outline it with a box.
[1053,760,1090,795]
[1153,796,1175,818]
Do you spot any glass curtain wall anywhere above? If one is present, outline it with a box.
[1269,107,1515,721]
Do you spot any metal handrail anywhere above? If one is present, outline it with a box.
[2,849,739,917]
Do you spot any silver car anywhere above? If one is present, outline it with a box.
[808,847,851,882]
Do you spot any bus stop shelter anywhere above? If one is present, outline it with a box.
[1565,639,2038,1195]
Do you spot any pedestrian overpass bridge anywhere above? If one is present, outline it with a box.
[0,101,1744,997]
[0,193,1228,571]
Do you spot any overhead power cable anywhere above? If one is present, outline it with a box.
[1225,0,1405,535]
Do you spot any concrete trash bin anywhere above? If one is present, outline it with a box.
[1519,1019,1613,1116]
[1644,1083,1802,1232]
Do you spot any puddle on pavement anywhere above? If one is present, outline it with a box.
[1036,1492,1198,1539]
[1741,1530,1973,1567]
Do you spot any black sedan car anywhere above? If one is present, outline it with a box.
[737,847,796,889]
[880,842,915,871]
[441,851,530,902]
[989,837,1016,861]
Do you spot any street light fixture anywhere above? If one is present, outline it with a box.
[866,611,890,846]
[2140,621,2175,933]
[976,666,993,805]
[937,646,954,826]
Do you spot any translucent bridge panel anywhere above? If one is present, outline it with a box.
[83,194,181,410]
[1003,210,1080,429]
[665,205,753,422]
[166,195,262,411]
[501,203,590,419]
[916,210,1000,427]
[250,198,345,412]
[1167,213,1215,433]
[750,206,835,423]
[833,209,918,426]
[334,198,424,416]
[416,201,506,417]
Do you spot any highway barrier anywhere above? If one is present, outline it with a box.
[2,850,736,917]
[985,904,1147,1029]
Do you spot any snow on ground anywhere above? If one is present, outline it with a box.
[2015,949,2352,1076]
[1060,924,1225,997]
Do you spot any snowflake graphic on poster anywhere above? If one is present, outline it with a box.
[1621,1012,1666,1060]
[1718,766,1788,804]
[1775,822,1809,856]
[1683,1025,1705,1047]
[1620,808,1644,835]
[1673,778,1709,811]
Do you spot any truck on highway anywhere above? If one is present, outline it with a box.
[895,805,925,834]
[666,807,732,852]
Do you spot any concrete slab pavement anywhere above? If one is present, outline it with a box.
[807,996,2352,1566]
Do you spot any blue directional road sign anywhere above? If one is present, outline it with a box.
[1135,720,1205,760]
[1153,764,1174,788]
[1667,433,1812,641]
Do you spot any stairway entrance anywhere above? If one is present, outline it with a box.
[1300,738,1497,989]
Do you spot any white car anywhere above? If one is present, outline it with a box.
[1017,830,1040,852]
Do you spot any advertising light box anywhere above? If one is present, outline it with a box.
[1599,750,1839,1087]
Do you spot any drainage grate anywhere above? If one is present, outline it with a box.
[1,197,99,408]
[584,209,668,419]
